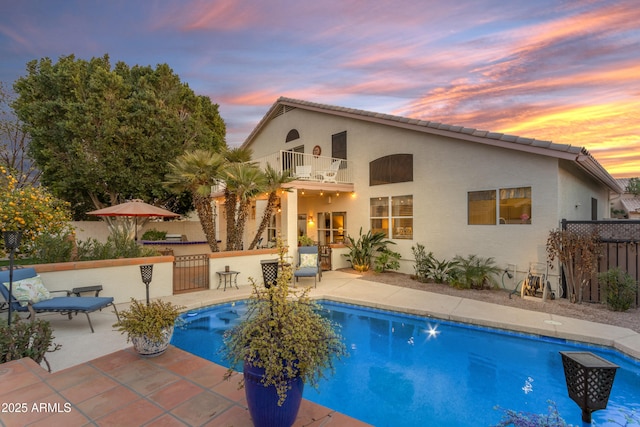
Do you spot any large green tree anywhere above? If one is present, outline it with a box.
[12,54,226,218]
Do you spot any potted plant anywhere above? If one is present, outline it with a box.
[113,298,184,357]
[223,237,347,427]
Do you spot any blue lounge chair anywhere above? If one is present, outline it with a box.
[293,245,322,287]
[0,267,119,333]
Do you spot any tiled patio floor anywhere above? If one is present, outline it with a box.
[0,346,370,427]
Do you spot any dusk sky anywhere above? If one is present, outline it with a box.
[1,0,638,177]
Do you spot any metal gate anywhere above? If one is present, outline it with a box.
[562,219,640,304]
[173,254,209,294]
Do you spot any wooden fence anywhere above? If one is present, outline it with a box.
[562,219,640,304]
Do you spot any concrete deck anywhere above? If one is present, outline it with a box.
[2,271,639,426]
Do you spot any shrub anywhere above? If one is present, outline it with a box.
[77,229,159,260]
[429,257,458,284]
[141,228,167,241]
[451,254,501,289]
[343,227,395,272]
[374,248,401,273]
[412,244,434,282]
[0,167,73,257]
[0,318,61,372]
[598,267,637,312]
[547,229,601,303]
[411,244,457,283]
[32,232,75,264]
[492,401,570,427]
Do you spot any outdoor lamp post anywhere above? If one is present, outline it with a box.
[4,231,22,326]
[140,264,153,305]
[560,351,619,423]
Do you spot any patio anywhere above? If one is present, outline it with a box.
[2,270,639,426]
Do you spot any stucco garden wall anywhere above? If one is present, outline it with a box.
[34,257,174,304]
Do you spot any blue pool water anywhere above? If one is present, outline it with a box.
[171,300,640,426]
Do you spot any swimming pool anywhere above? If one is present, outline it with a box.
[171,300,640,426]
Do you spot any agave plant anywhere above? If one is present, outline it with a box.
[429,257,458,284]
[343,227,395,272]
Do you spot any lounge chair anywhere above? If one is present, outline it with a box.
[294,246,322,287]
[319,160,342,183]
[0,267,120,333]
[295,165,312,180]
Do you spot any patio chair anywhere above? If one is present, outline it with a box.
[0,267,120,333]
[295,165,312,180]
[319,160,342,183]
[294,246,322,287]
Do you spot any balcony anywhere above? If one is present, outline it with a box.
[252,151,353,184]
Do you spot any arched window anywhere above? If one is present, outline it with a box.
[369,154,413,185]
[286,129,300,142]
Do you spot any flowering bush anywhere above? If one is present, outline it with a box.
[0,167,72,256]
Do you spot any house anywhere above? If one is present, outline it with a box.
[240,97,623,291]
[610,178,640,219]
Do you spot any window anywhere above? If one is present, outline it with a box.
[468,187,531,225]
[468,190,496,225]
[332,131,347,162]
[370,195,413,239]
[317,212,346,244]
[499,187,531,224]
[286,129,300,142]
[370,154,413,186]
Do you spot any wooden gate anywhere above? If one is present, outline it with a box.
[173,254,209,294]
[563,220,640,304]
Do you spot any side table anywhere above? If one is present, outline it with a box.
[216,271,240,291]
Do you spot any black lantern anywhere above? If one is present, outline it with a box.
[140,264,153,305]
[560,351,619,423]
[260,259,279,288]
[3,231,22,326]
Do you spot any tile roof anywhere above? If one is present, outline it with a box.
[621,198,640,213]
[243,97,623,193]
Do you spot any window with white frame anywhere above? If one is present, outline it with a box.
[370,195,413,239]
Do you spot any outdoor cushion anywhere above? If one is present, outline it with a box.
[299,253,318,268]
[3,275,51,306]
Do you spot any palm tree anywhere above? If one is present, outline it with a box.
[222,162,266,251]
[247,164,294,250]
[164,149,225,252]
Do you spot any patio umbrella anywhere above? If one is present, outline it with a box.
[87,199,180,240]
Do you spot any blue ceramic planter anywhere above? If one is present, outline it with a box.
[243,361,304,427]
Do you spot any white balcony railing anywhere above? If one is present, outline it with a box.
[252,151,353,184]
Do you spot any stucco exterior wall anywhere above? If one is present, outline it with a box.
[246,107,612,294]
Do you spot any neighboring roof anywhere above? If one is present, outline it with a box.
[621,198,640,213]
[243,97,623,193]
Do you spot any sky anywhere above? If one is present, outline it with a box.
[0,0,638,178]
